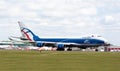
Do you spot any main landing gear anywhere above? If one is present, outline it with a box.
[67,47,72,51]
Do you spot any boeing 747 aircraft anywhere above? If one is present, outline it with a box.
[17,21,110,51]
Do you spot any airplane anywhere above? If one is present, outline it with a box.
[17,21,110,51]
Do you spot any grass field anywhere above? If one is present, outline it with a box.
[0,50,120,71]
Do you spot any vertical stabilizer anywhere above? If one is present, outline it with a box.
[18,21,27,38]
[18,21,41,41]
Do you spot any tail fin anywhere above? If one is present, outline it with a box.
[18,21,40,41]
[18,21,27,38]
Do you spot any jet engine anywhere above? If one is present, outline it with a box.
[36,42,44,47]
[56,44,65,51]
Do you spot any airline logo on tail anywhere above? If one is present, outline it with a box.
[18,21,41,41]
[21,28,32,41]
[18,21,33,41]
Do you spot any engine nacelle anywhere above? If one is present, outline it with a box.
[36,42,44,47]
[56,44,65,51]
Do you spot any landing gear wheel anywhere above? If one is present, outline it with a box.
[67,48,72,51]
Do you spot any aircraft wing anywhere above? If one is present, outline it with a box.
[33,41,109,49]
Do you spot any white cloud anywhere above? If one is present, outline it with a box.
[105,15,114,23]
[79,8,97,15]
[0,0,7,10]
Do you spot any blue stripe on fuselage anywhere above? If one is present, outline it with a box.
[36,38,105,44]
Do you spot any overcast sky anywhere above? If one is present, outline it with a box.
[0,0,120,45]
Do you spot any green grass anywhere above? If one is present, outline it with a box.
[0,50,120,71]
